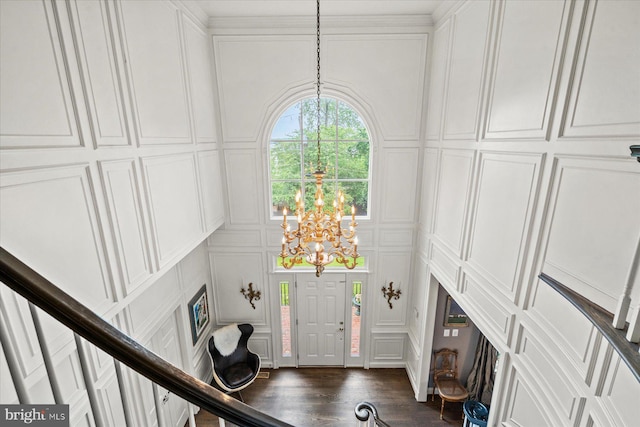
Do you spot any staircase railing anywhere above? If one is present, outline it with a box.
[354,402,391,427]
[0,247,293,427]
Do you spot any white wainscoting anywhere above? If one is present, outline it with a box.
[0,165,114,313]
[325,34,427,141]
[182,15,218,144]
[442,0,491,141]
[542,156,640,315]
[432,149,475,257]
[141,153,204,269]
[223,149,263,225]
[70,0,131,147]
[196,151,225,233]
[466,152,544,303]
[425,19,451,141]
[375,252,411,326]
[0,0,87,148]
[560,0,640,138]
[484,0,567,140]
[378,148,419,223]
[210,252,268,326]
[213,35,314,142]
[118,0,191,145]
[99,159,152,298]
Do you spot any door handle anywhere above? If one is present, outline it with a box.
[338,327,344,332]
[162,392,170,404]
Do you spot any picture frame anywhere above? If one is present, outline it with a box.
[188,284,210,345]
[444,296,468,327]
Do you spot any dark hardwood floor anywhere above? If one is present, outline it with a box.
[190,368,465,427]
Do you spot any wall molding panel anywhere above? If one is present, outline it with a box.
[0,0,87,149]
[466,152,544,303]
[483,0,568,140]
[99,159,152,298]
[514,324,584,423]
[432,149,475,257]
[542,156,640,315]
[378,148,420,223]
[560,0,640,139]
[196,150,225,233]
[213,35,314,142]
[325,34,427,141]
[70,0,132,148]
[526,277,600,381]
[429,241,461,291]
[598,352,640,427]
[370,334,406,366]
[418,148,440,233]
[375,252,411,326]
[461,273,514,348]
[0,165,115,314]
[118,0,192,145]
[182,14,218,144]
[141,153,204,269]
[223,149,262,225]
[425,19,452,141]
[501,367,554,426]
[210,252,269,326]
[442,0,492,141]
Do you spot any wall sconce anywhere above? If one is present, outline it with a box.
[631,145,640,162]
[381,281,401,309]
[240,282,261,309]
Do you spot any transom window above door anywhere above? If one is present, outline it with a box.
[269,97,371,219]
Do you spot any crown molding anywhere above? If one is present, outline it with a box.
[175,0,209,27]
[208,15,433,35]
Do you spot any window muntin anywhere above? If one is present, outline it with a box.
[269,97,370,218]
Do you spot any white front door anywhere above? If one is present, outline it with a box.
[296,273,346,366]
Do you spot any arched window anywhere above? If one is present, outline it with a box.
[269,97,371,218]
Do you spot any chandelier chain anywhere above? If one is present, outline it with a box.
[316,0,321,170]
[279,0,359,277]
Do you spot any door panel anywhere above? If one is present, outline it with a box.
[297,274,346,366]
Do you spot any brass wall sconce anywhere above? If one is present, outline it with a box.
[240,282,261,309]
[381,282,401,309]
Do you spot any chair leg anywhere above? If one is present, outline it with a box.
[440,398,445,420]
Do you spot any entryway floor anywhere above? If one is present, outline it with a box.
[189,368,465,427]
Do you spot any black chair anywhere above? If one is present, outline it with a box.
[207,323,260,401]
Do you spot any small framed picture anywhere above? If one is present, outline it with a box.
[444,296,468,327]
[188,284,210,345]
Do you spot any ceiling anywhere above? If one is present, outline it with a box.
[194,0,445,18]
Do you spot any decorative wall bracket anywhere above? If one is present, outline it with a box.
[240,282,261,310]
[381,281,401,309]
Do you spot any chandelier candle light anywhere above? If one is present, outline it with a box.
[279,0,359,277]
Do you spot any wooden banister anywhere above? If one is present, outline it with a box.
[0,247,293,427]
[539,273,640,382]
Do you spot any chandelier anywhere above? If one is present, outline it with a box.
[279,0,359,277]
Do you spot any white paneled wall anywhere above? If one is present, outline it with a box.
[208,15,432,369]
[419,0,640,426]
[1,0,220,425]
[1,0,637,425]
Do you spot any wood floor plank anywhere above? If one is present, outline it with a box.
[190,368,467,427]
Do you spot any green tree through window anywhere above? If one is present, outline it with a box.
[270,97,370,218]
